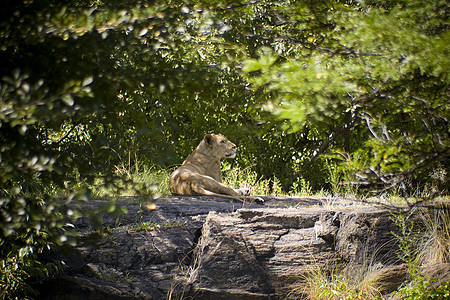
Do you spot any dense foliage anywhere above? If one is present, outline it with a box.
[0,0,448,298]
[241,0,449,195]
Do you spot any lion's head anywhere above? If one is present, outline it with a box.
[203,133,236,159]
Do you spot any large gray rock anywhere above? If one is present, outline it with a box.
[186,207,401,299]
[35,196,414,299]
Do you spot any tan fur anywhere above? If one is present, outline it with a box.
[169,134,263,204]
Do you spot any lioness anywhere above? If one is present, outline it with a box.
[169,134,264,204]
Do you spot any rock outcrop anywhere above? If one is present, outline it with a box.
[35,196,435,299]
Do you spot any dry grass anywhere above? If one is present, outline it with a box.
[286,255,390,300]
[297,266,383,300]
[416,202,450,265]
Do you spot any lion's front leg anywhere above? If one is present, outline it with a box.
[190,175,265,204]
[190,174,239,196]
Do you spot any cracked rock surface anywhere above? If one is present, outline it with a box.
[35,196,405,299]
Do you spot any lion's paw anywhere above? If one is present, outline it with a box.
[253,197,265,205]
[234,188,250,196]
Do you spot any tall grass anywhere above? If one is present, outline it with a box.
[416,203,450,265]
[289,177,313,197]
[324,158,360,198]
[113,160,170,197]
[297,256,385,300]
[85,154,170,198]
[221,164,285,196]
[95,160,447,204]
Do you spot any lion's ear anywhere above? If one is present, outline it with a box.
[204,134,214,146]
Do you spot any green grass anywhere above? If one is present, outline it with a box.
[222,163,315,197]
[221,163,273,196]
[132,220,187,232]
[113,160,170,197]
[83,159,171,198]
[96,160,449,205]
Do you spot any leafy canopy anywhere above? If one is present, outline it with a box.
[240,0,449,193]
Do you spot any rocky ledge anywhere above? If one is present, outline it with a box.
[35,196,450,299]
